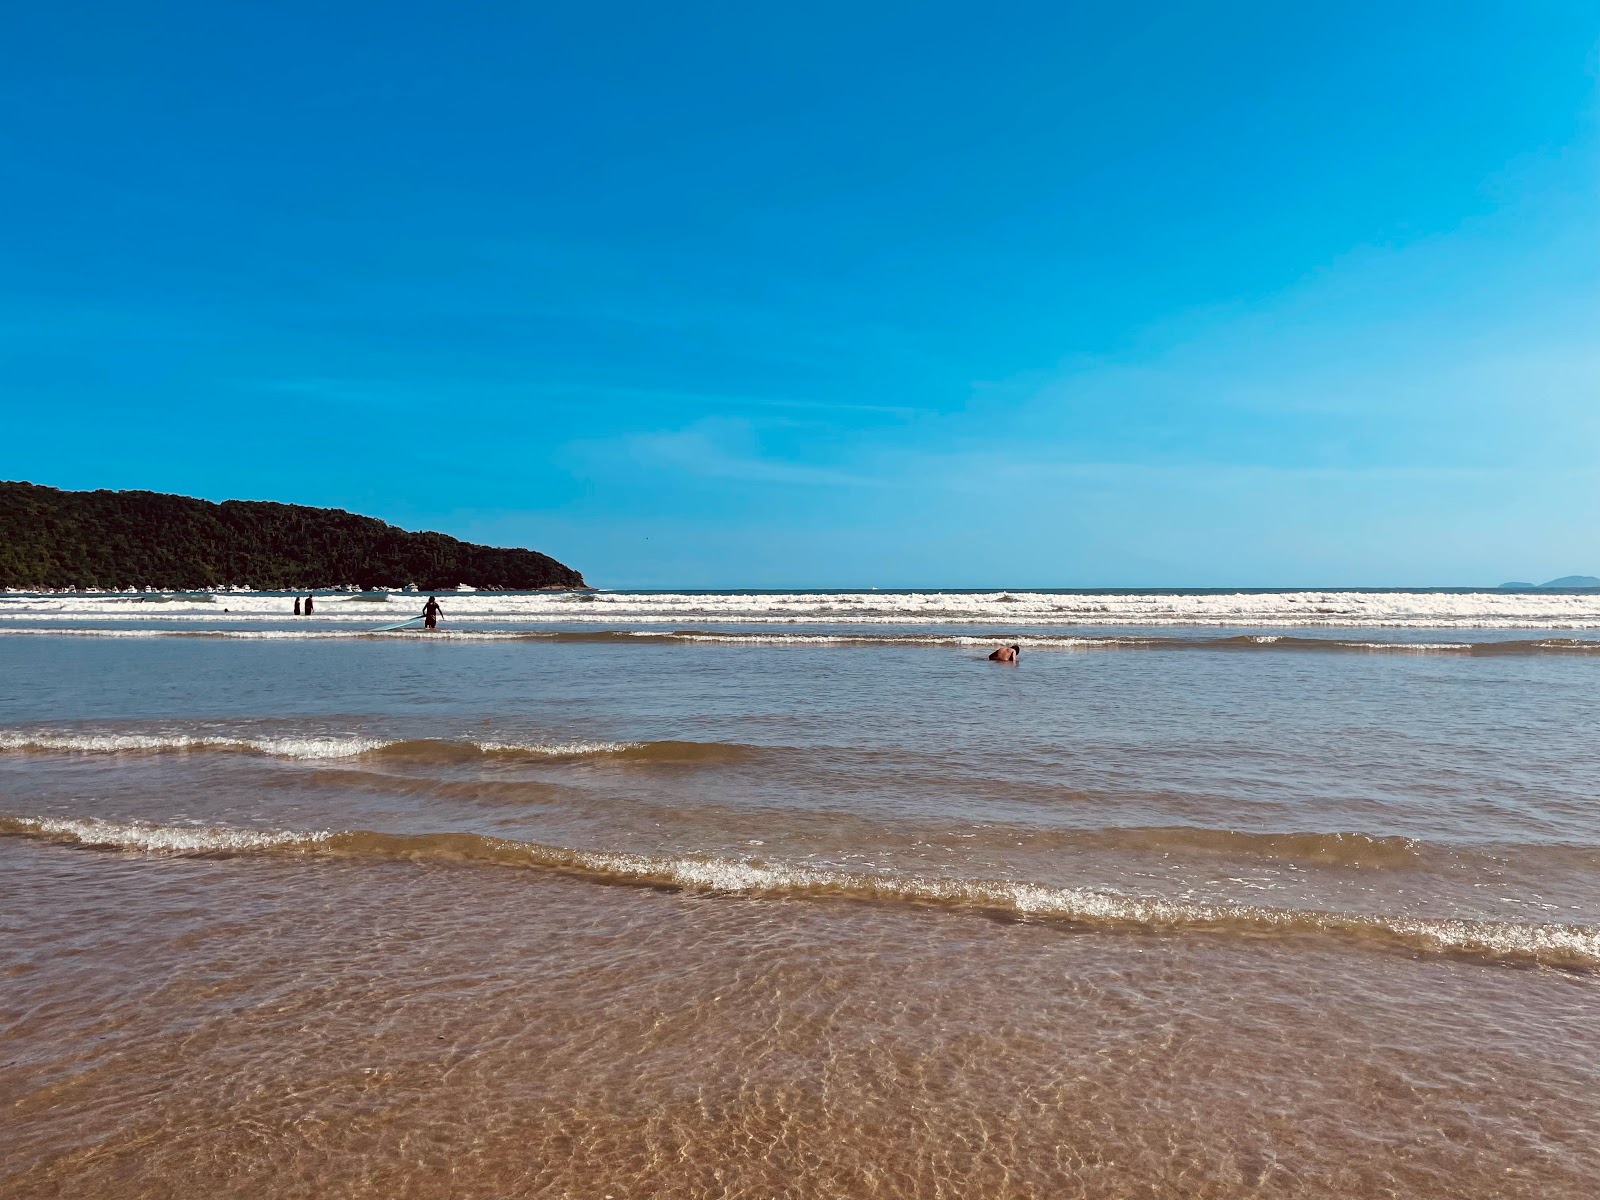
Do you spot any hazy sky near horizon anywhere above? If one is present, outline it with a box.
[3,3,1598,587]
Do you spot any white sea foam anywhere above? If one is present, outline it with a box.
[472,739,635,756]
[0,732,392,759]
[4,588,1600,628]
[9,815,328,852]
[2,627,1591,657]
[0,730,641,762]
[1338,641,1474,652]
[5,814,1596,966]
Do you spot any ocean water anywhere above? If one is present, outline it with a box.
[3,589,1599,1198]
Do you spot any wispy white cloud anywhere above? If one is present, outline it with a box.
[570,417,882,490]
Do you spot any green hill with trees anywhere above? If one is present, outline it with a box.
[0,481,585,591]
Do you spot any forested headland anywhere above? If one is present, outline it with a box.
[0,481,586,591]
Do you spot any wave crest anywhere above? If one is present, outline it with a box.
[3,815,1594,970]
[0,732,392,760]
[5,626,1600,653]
[0,730,759,766]
[1067,826,1426,869]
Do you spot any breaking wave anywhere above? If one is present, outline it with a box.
[3,626,1599,653]
[4,815,1595,970]
[377,737,757,766]
[7,587,1600,628]
[0,732,394,760]
[0,730,757,765]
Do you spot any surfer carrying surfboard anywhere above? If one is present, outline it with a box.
[422,596,443,631]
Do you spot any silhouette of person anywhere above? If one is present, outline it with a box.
[293,596,302,616]
[422,595,443,631]
[304,593,314,615]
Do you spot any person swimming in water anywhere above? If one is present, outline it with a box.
[422,595,443,631]
[988,644,1021,662]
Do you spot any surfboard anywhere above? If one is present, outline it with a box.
[371,617,425,633]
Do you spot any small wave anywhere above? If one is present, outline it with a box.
[560,631,1600,655]
[0,730,752,766]
[1472,637,1600,655]
[611,739,764,764]
[3,815,328,852]
[1065,826,1426,869]
[385,737,758,765]
[0,732,393,760]
[4,625,1600,654]
[372,738,637,765]
[473,738,634,757]
[6,625,1598,654]
[4,815,1595,969]
[398,738,762,766]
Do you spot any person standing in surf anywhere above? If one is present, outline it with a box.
[293,596,301,616]
[422,595,443,631]
[304,593,315,615]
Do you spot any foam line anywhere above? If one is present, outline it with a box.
[4,815,1594,970]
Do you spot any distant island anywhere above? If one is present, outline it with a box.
[1498,575,1600,589]
[0,481,586,592]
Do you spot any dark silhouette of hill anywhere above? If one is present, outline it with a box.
[0,481,585,591]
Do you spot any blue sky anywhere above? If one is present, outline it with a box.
[3,2,1597,586]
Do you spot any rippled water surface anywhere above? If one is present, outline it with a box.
[3,592,1599,1197]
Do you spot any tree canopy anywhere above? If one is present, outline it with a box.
[0,481,585,591]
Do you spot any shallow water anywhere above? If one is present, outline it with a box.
[3,593,1598,1197]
